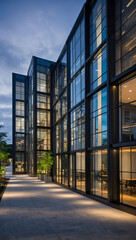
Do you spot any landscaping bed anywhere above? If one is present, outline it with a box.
[0,178,9,201]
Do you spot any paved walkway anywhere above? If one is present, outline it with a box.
[0,164,136,240]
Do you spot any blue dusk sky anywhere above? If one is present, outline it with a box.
[0,0,86,143]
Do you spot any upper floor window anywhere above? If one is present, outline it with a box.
[70,18,85,78]
[90,45,107,90]
[70,68,85,108]
[90,0,106,55]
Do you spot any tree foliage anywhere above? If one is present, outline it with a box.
[37,151,54,176]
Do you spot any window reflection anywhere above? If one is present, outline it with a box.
[37,129,50,150]
[90,87,107,147]
[119,76,136,142]
[70,18,85,78]
[115,0,136,75]
[120,147,136,208]
[90,45,107,90]
[90,149,108,198]
[90,0,106,54]
[70,68,85,108]
[76,152,85,192]
[71,103,85,151]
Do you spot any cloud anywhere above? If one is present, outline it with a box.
[0,0,85,143]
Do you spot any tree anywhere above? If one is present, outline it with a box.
[37,151,54,177]
[0,125,10,183]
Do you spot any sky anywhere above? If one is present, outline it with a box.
[0,0,86,144]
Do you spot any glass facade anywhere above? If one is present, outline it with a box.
[70,18,85,78]
[13,76,26,173]
[70,68,85,108]
[90,87,107,147]
[120,147,136,208]
[119,76,136,142]
[90,0,106,55]
[91,149,108,198]
[115,0,136,75]
[71,103,85,151]
[90,45,107,90]
[12,0,136,212]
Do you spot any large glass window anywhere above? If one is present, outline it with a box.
[16,101,24,116]
[120,147,136,208]
[70,18,85,78]
[90,87,107,147]
[62,155,68,186]
[56,155,61,183]
[90,149,108,198]
[62,117,67,152]
[15,133,25,151]
[16,81,25,100]
[16,117,25,133]
[37,110,50,127]
[90,0,106,55]
[37,129,50,150]
[115,0,136,75]
[37,66,50,93]
[90,45,107,90]
[15,152,25,172]
[58,53,67,94]
[70,68,85,108]
[71,103,85,151]
[37,94,50,109]
[53,90,67,124]
[76,152,85,192]
[119,76,136,142]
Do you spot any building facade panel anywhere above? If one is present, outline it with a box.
[12,0,136,213]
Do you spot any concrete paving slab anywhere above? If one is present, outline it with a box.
[0,164,136,240]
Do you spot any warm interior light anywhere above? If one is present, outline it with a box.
[128,97,130,99]
[124,85,127,88]
[129,90,132,92]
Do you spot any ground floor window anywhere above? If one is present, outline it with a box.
[90,149,108,198]
[62,155,68,186]
[119,147,136,208]
[76,152,85,192]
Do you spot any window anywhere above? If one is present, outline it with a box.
[115,0,136,75]
[120,147,136,208]
[16,101,24,116]
[119,76,136,142]
[37,109,50,127]
[58,53,67,94]
[16,81,25,100]
[90,149,108,198]
[37,66,50,93]
[56,155,61,183]
[70,68,85,108]
[90,87,107,146]
[62,155,68,186]
[62,117,67,152]
[15,133,25,151]
[90,0,106,54]
[37,94,50,109]
[16,117,25,133]
[15,152,25,172]
[90,45,107,90]
[76,152,85,192]
[71,103,85,151]
[37,129,50,150]
[70,18,85,78]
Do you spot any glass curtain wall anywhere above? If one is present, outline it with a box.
[52,51,68,186]
[90,87,107,147]
[90,149,108,198]
[115,0,136,75]
[119,76,136,142]
[76,152,85,192]
[120,147,136,208]
[15,79,26,173]
[37,64,51,164]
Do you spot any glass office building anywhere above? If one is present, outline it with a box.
[12,0,136,213]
